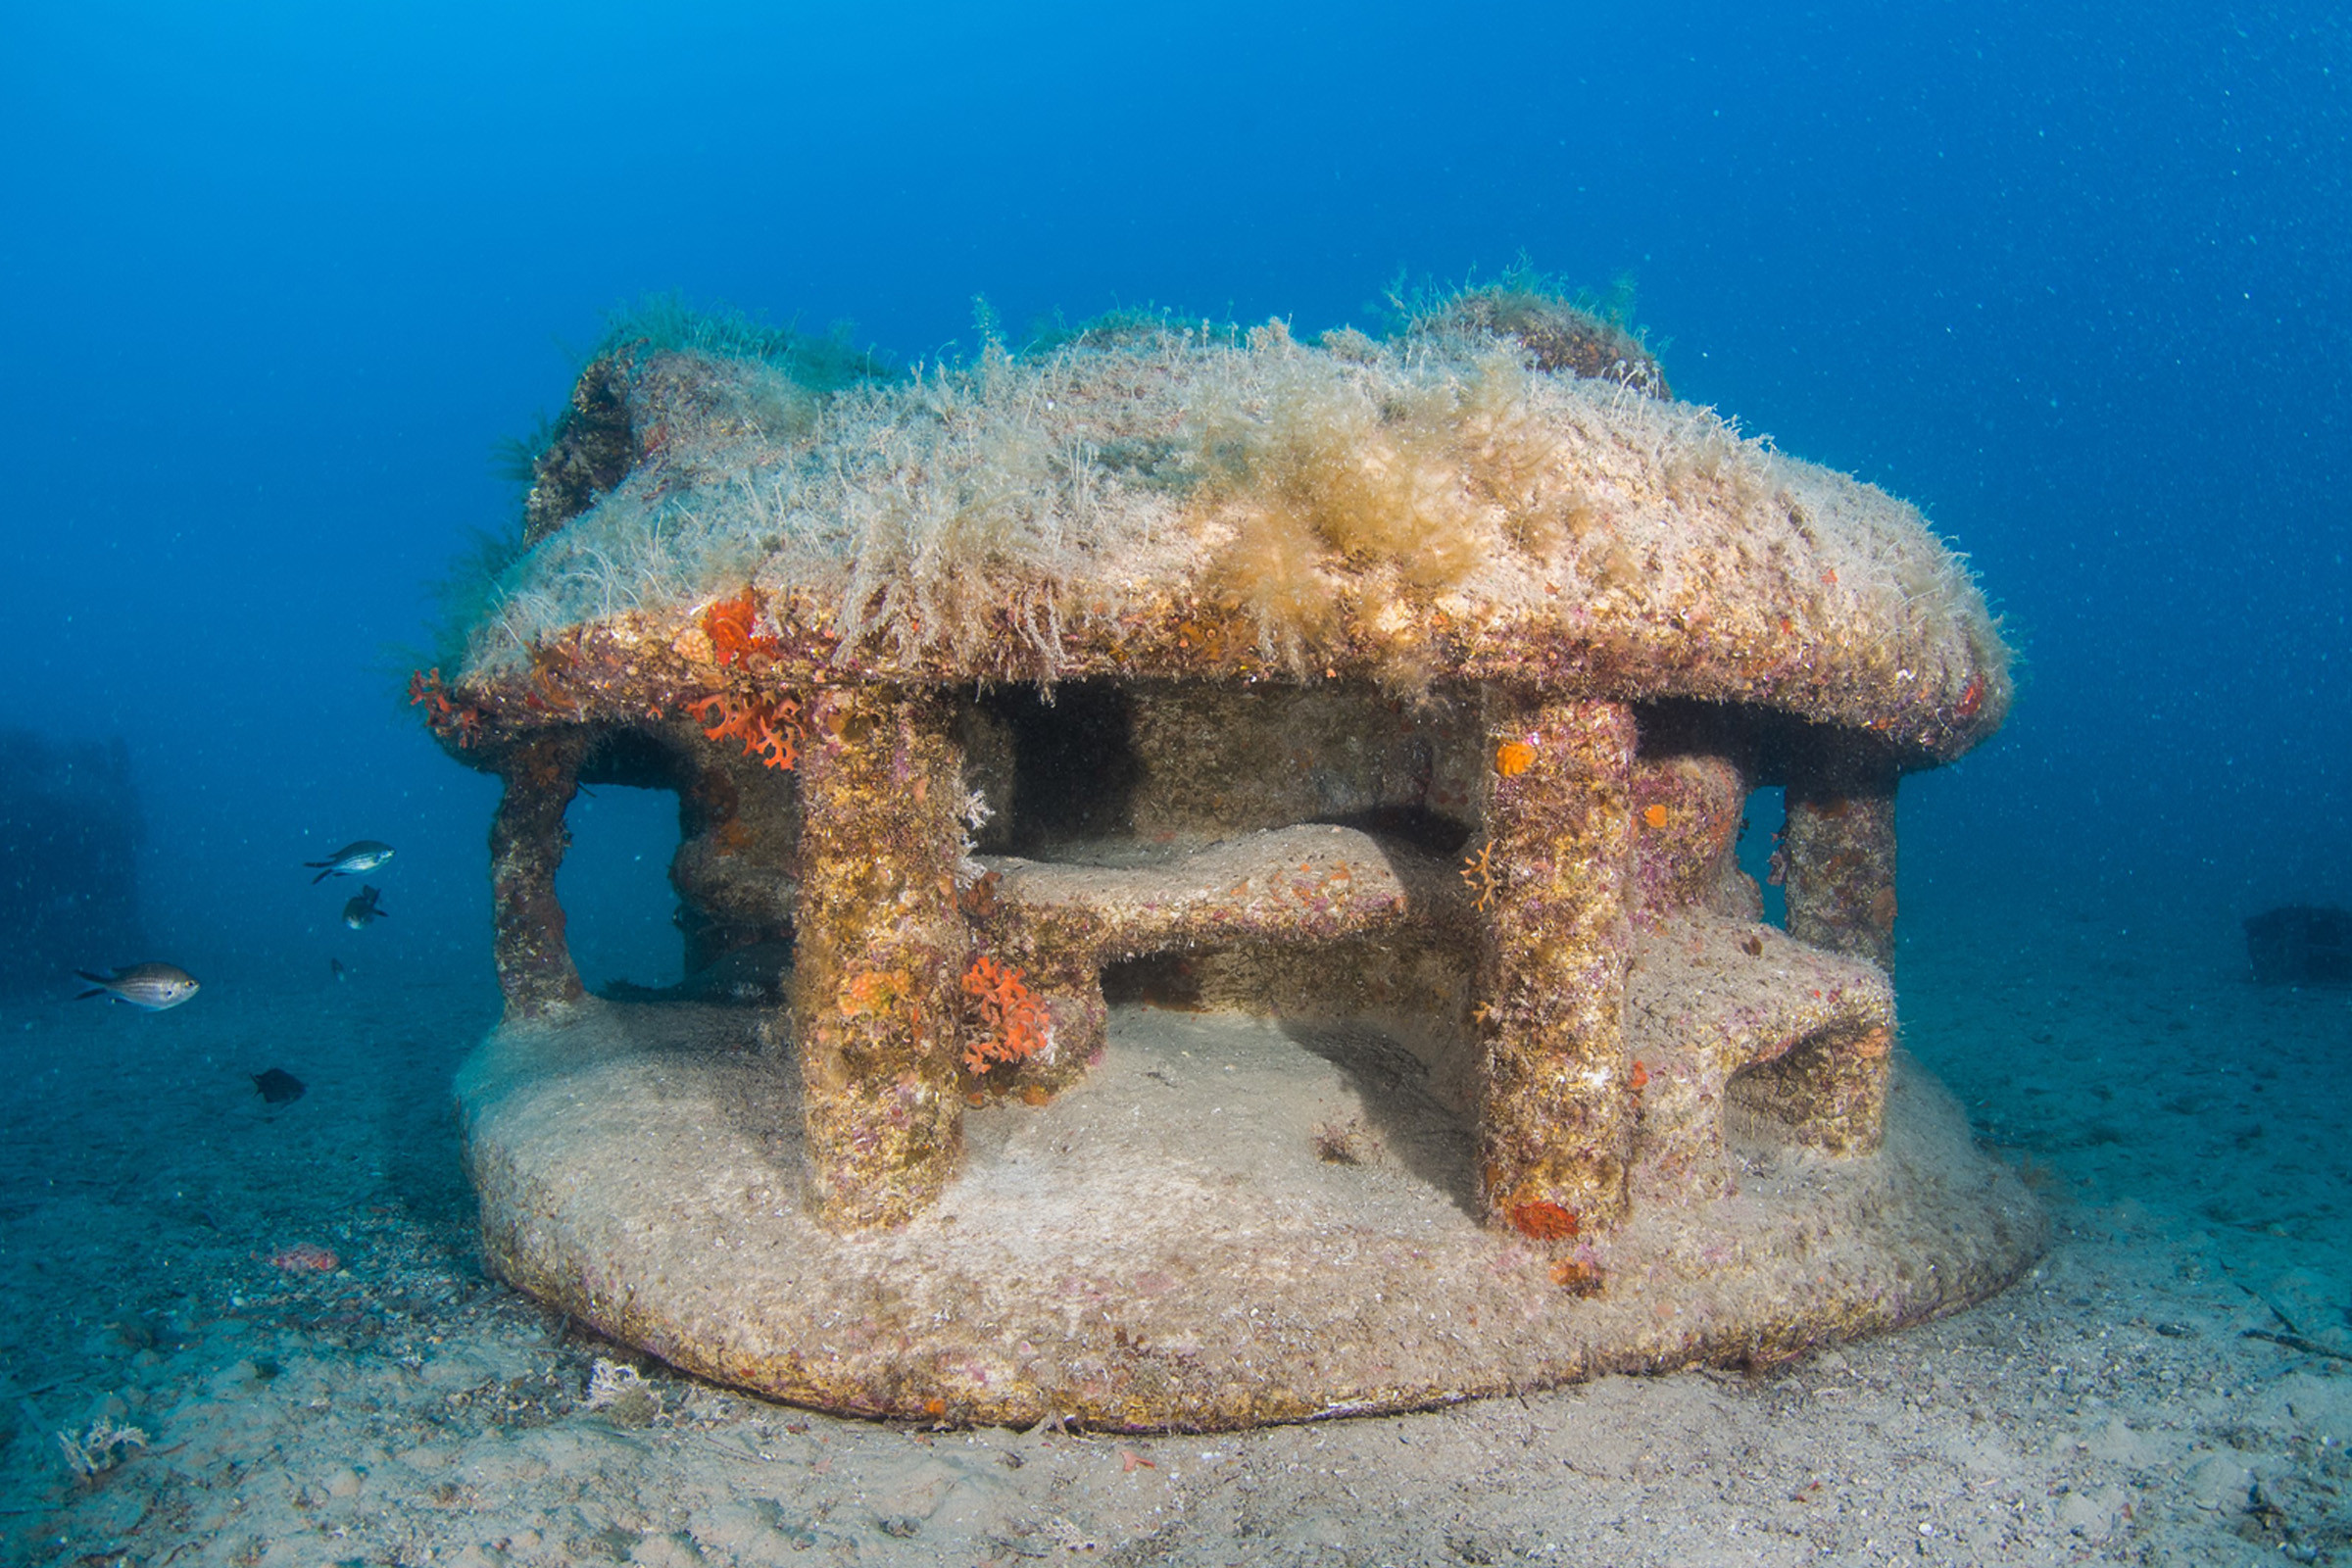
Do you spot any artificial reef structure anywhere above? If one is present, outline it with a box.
[434,286,2042,1430]
[1,731,144,1000]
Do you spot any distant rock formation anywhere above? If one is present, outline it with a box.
[2245,905,2352,986]
[0,732,143,997]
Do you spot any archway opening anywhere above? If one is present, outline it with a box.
[557,783,685,994]
[1738,785,1788,929]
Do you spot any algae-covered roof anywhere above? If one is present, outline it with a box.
[441,292,2008,761]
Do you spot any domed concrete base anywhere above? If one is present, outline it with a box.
[457,1000,2045,1432]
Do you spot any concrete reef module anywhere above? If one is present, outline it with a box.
[425,292,2009,1234]
[430,290,2034,1429]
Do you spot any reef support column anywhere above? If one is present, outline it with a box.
[490,734,589,1021]
[792,685,969,1231]
[1473,690,1638,1237]
[961,891,1109,1104]
[1785,735,1900,970]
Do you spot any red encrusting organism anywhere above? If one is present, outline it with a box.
[685,691,803,771]
[960,955,1050,1074]
[1508,1200,1582,1241]
[408,667,486,748]
[687,590,802,769]
[702,588,782,667]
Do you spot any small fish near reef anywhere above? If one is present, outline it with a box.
[74,962,201,1011]
[341,885,388,929]
[304,840,395,884]
[252,1067,306,1104]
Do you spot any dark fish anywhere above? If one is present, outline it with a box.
[252,1067,306,1104]
[329,956,347,981]
[342,885,389,929]
[305,840,395,884]
[75,962,201,1010]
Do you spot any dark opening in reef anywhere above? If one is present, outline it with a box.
[1723,1021,1878,1158]
[560,782,687,994]
[1310,805,1473,858]
[566,725,794,1004]
[1741,785,1789,930]
[1103,951,1206,1010]
[985,681,1140,851]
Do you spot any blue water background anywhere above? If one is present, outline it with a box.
[1,0,2344,993]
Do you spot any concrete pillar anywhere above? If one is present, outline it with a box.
[490,735,589,1020]
[791,686,969,1231]
[1785,736,1900,970]
[1472,691,1639,1237]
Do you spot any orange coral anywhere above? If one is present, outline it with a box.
[1508,1200,1581,1241]
[686,691,803,770]
[960,956,1050,1074]
[841,967,910,1018]
[1642,804,1670,829]
[1460,841,1498,910]
[1494,740,1537,777]
[703,589,782,668]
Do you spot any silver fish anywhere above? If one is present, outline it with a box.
[342,885,389,929]
[305,840,395,884]
[76,962,201,1011]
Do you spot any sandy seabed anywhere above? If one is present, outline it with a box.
[2,895,2347,1567]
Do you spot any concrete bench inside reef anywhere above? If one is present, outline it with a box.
[429,287,2042,1431]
